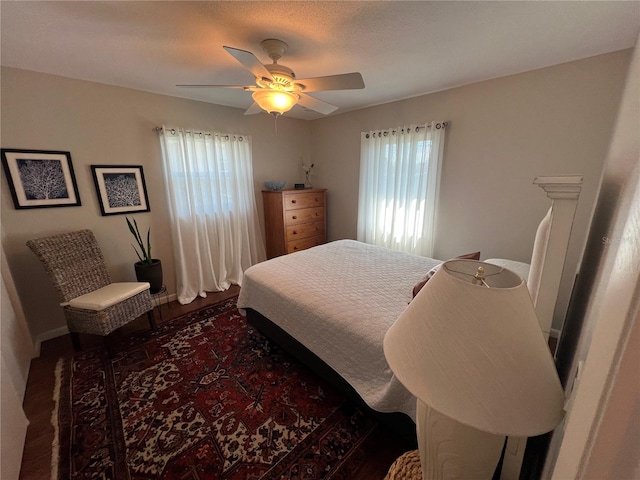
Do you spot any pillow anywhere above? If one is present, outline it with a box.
[412,251,481,298]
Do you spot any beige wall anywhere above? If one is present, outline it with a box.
[1,241,33,479]
[310,50,632,331]
[1,67,311,344]
[548,29,640,477]
[0,50,632,344]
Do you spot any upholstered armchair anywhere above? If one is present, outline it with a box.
[27,229,156,353]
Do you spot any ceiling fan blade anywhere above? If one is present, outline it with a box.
[297,93,339,115]
[295,72,364,92]
[175,84,250,88]
[243,102,263,115]
[223,46,274,82]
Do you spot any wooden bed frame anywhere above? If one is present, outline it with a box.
[245,175,583,479]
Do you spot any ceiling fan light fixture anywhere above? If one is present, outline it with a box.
[179,40,363,117]
[252,89,299,116]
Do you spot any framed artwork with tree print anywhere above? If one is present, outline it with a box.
[91,165,150,216]
[1,149,82,209]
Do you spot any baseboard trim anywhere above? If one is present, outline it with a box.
[168,293,177,303]
[35,326,70,356]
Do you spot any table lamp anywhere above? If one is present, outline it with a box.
[383,259,565,479]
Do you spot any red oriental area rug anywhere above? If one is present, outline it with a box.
[54,296,378,479]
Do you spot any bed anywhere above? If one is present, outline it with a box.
[239,239,439,420]
[236,175,583,473]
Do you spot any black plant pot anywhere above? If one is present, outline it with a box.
[134,259,163,294]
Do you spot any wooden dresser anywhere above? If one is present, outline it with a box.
[262,188,327,258]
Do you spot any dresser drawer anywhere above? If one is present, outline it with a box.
[285,206,324,225]
[286,221,325,241]
[262,188,326,259]
[283,192,325,210]
[287,235,325,254]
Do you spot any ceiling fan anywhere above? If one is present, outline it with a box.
[177,39,365,117]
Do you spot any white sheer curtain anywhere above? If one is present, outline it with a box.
[159,126,265,304]
[357,122,445,257]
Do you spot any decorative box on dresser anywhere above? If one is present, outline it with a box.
[262,188,327,259]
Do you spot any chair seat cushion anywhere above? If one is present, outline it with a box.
[65,282,150,311]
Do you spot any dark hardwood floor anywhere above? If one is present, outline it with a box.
[19,286,413,479]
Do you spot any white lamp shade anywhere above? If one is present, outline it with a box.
[252,89,299,115]
[383,259,565,437]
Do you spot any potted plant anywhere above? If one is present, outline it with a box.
[126,217,163,294]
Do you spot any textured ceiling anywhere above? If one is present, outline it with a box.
[1,1,639,120]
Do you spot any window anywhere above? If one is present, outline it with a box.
[357,122,446,256]
[161,130,252,218]
[158,127,265,304]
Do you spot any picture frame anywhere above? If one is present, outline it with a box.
[1,149,82,209]
[91,165,150,216]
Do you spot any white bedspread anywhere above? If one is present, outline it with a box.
[237,239,440,421]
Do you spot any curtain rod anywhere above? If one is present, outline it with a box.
[156,122,448,137]
[402,121,448,131]
[424,121,448,129]
[155,127,213,136]
[364,122,448,139]
[155,127,243,140]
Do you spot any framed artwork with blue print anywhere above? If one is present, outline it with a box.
[1,148,82,209]
[91,164,150,216]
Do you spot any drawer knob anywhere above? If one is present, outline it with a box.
[315,212,319,216]
[292,230,297,235]
[291,200,297,204]
[293,246,298,250]
[292,215,297,220]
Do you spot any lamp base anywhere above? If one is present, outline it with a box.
[416,400,505,480]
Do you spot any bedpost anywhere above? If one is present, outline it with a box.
[531,175,583,340]
[500,175,582,480]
